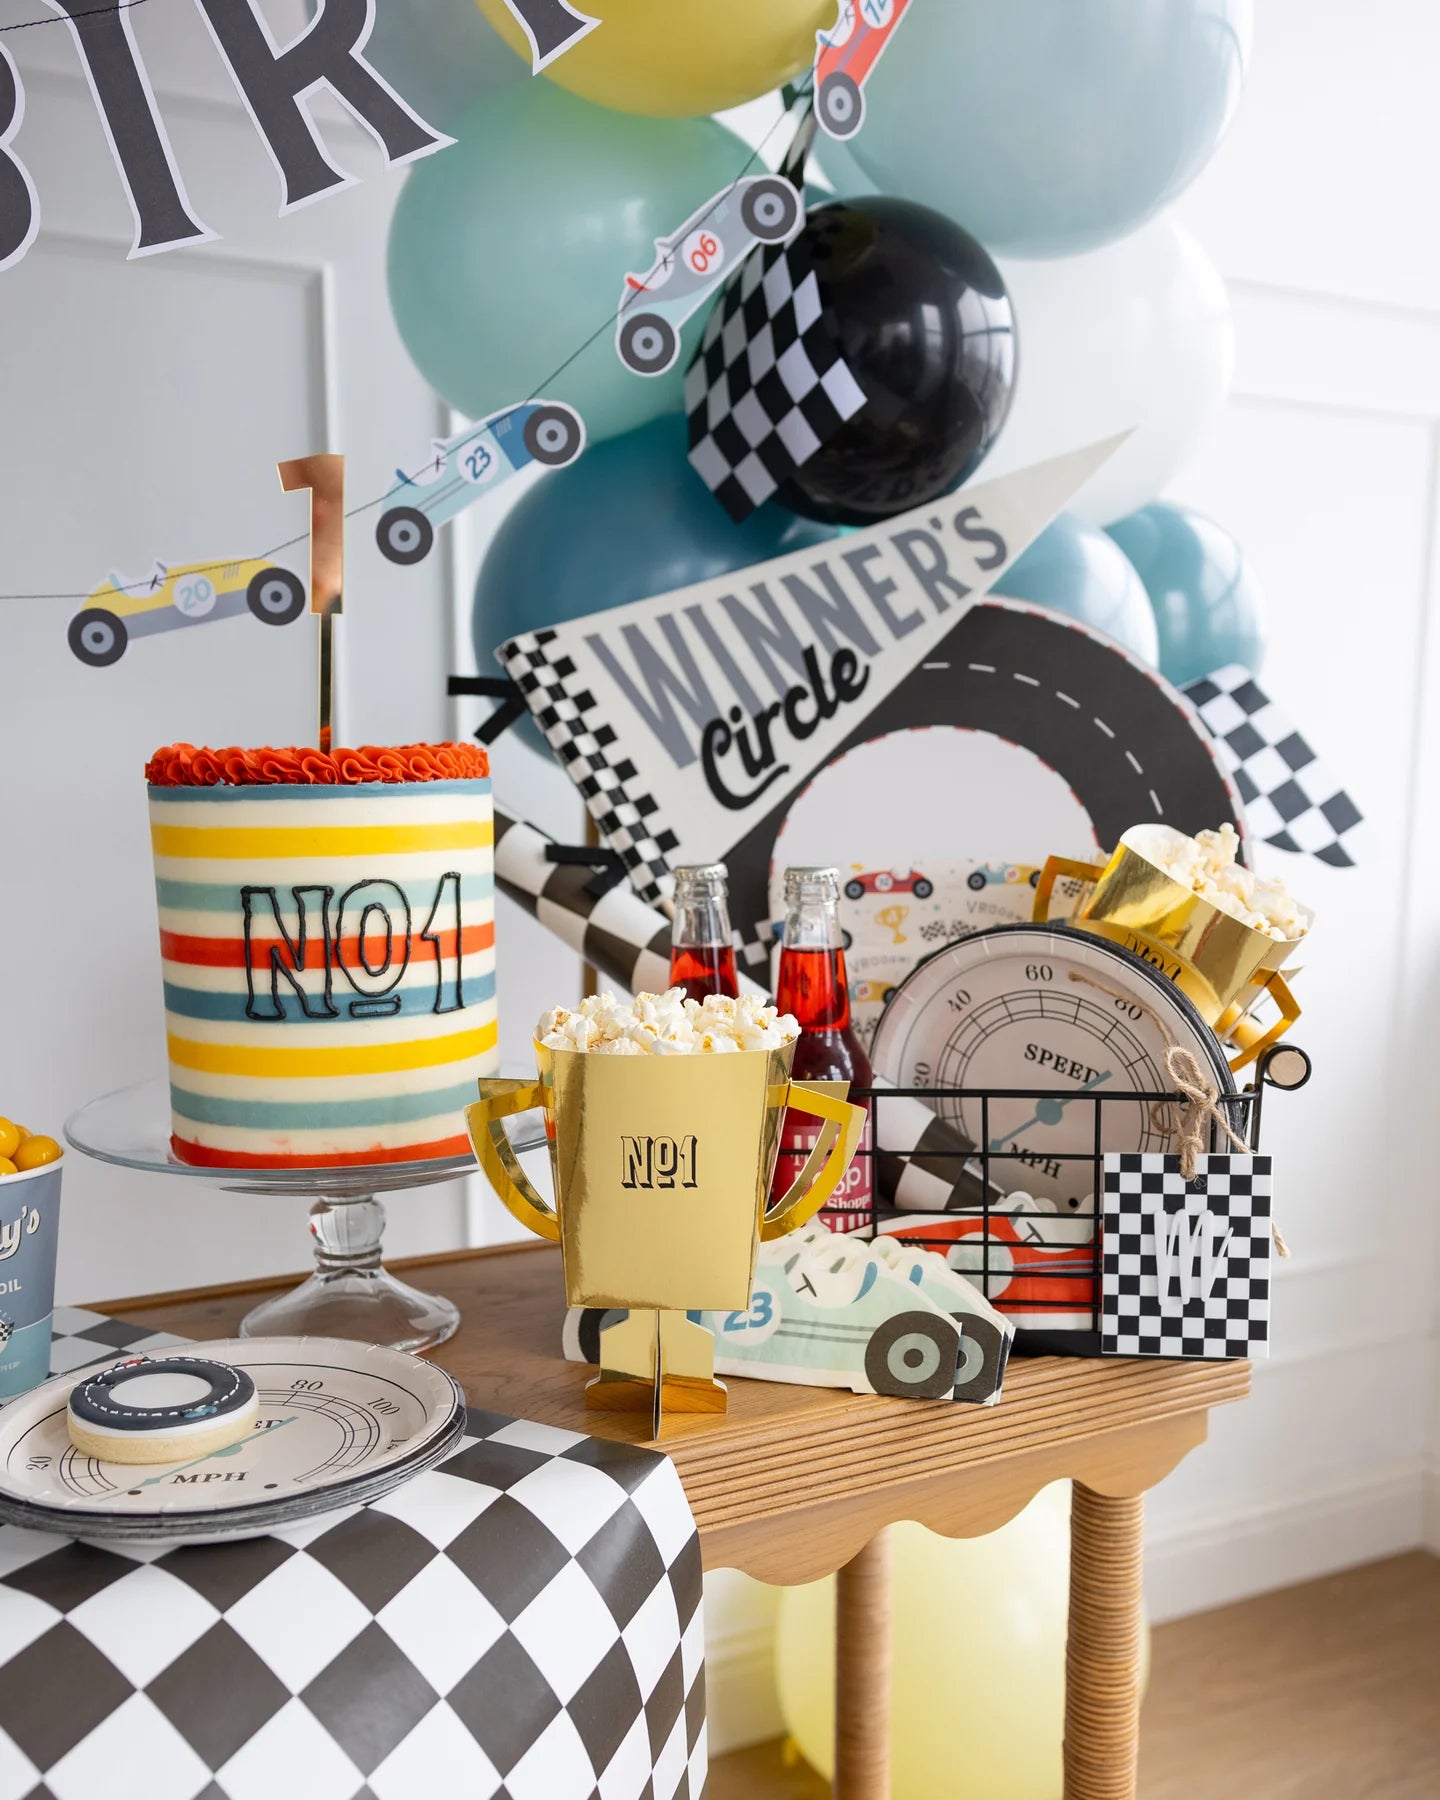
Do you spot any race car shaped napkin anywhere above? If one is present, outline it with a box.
[564,1225,1012,1406]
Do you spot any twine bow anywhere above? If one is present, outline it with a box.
[1164,1045,1290,1258]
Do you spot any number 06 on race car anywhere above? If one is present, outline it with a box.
[615,174,804,377]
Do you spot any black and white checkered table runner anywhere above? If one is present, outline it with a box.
[1101,1153,1272,1361]
[0,1314,706,1800]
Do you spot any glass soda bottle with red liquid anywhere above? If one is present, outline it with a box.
[771,866,873,1232]
[669,864,739,1001]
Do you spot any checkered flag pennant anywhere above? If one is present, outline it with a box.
[497,630,680,906]
[778,97,818,190]
[1183,664,1363,867]
[1102,1152,1272,1360]
[684,233,866,523]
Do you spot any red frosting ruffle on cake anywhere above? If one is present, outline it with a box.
[145,742,490,786]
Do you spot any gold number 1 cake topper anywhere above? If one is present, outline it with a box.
[277,454,345,752]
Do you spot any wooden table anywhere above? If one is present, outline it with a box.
[101,1243,1249,1800]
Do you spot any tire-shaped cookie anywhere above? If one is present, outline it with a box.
[67,1356,258,1464]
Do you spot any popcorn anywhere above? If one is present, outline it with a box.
[1148,823,1308,942]
[536,988,800,1054]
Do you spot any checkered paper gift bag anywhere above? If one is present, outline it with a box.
[1101,1153,1273,1360]
[684,233,866,523]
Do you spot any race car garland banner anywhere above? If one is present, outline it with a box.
[494,437,1128,934]
[0,0,452,274]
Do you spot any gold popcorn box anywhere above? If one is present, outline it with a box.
[467,1044,864,1311]
[1033,824,1309,1073]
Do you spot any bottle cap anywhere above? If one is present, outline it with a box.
[673,863,729,893]
[783,866,840,900]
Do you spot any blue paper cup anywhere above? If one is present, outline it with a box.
[0,1159,63,1400]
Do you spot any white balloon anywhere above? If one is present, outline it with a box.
[982,217,1233,527]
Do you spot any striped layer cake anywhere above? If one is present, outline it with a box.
[147,743,497,1168]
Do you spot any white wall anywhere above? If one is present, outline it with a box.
[1148,0,1440,1609]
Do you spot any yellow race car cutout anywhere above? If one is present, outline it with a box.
[67,558,305,666]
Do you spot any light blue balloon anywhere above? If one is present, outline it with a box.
[389,84,750,445]
[824,1,1251,258]
[1107,502,1266,688]
[365,0,522,131]
[993,512,1158,664]
[474,416,837,748]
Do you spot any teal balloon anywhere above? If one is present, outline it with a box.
[994,513,1158,664]
[1107,502,1266,687]
[365,0,522,131]
[473,417,837,746]
[389,84,749,445]
[819,1,1251,258]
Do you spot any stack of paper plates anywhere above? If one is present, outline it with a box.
[0,1337,466,1545]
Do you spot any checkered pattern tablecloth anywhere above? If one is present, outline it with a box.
[0,1319,706,1800]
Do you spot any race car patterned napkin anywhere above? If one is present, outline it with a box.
[0,1321,706,1800]
[1183,665,1363,868]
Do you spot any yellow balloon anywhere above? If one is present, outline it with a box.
[476,0,835,117]
[775,1486,1149,1799]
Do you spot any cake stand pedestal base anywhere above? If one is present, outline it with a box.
[64,1081,548,1358]
[239,1195,460,1353]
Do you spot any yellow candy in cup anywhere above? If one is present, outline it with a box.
[12,1136,60,1171]
[0,1120,18,1161]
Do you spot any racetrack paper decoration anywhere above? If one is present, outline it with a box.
[0,0,450,273]
[495,438,1123,930]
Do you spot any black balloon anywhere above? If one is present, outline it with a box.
[776,197,1017,527]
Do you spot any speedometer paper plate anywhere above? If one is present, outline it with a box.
[0,1337,464,1537]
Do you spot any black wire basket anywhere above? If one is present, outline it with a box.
[813,1040,1312,1358]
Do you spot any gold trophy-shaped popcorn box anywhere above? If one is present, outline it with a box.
[468,1041,865,1434]
[1034,823,1311,1072]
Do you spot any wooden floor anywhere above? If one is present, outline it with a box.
[708,1552,1440,1798]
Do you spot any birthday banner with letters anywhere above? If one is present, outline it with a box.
[0,0,591,274]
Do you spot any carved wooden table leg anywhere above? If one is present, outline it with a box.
[1064,1484,1145,1800]
[834,1528,892,1799]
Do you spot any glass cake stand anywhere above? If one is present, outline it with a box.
[65,1078,547,1353]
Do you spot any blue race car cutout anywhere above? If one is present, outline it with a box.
[615,174,804,377]
[375,399,586,565]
